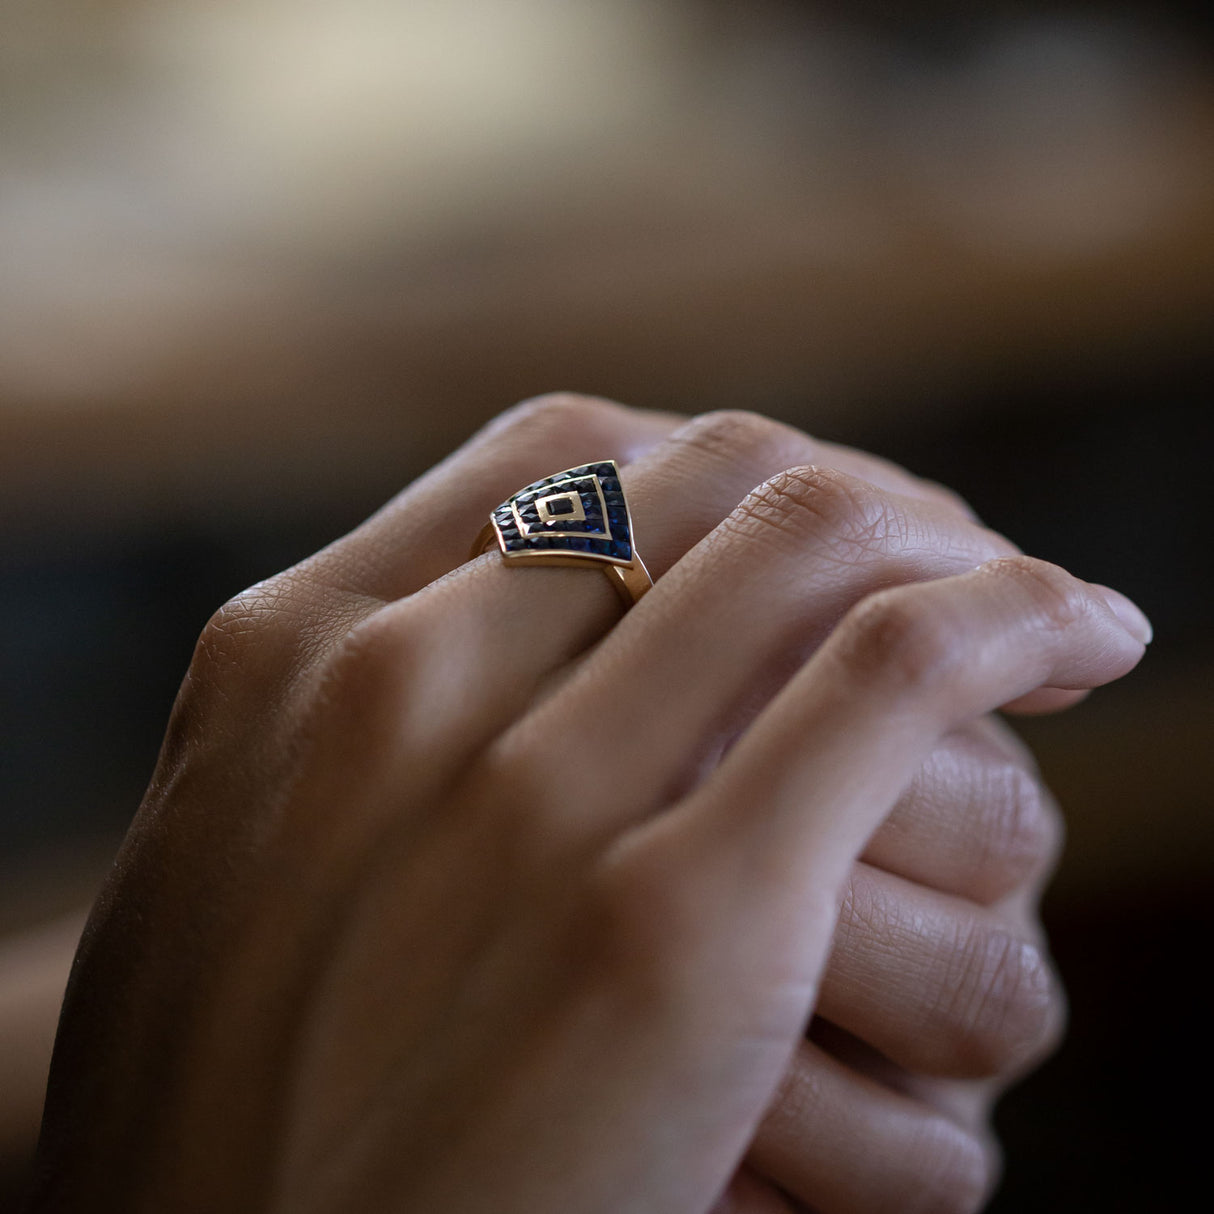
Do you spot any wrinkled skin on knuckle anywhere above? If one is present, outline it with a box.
[192,579,295,692]
[835,870,1060,1080]
[940,924,1057,1078]
[873,728,1060,906]
[148,574,318,803]
[728,466,902,566]
[974,762,1062,900]
[758,1042,991,1214]
[670,409,803,472]
[181,567,355,733]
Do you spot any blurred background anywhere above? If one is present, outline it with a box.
[1,0,1211,1207]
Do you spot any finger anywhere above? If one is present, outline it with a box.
[1001,583,1150,711]
[621,414,998,580]
[710,1168,802,1214]
[862,718,1062,904]
[806,1017,999,1133]
[490,466,1019,834]
[815,863,1063,1080]
[697,558,1147,884]
[300,392,684,601]
[745,1038,992,1214]
[1000,685,1090,714]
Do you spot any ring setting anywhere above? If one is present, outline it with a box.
[472,461,652,605]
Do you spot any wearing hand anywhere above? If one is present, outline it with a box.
[32,397,1149,1213]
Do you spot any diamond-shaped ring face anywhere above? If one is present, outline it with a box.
[489,461,634,564]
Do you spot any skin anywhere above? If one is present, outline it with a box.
[29,396,1150,1214]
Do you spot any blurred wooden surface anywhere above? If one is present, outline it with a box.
[4,1,1213,527]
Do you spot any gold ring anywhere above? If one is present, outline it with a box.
[471,461,652,607]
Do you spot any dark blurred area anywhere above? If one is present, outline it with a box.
[1,0,1211,1208]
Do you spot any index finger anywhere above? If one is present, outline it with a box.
[621,557,1148,1014]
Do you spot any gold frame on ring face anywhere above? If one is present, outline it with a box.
[533,490,587,528]
[509,475,612,546]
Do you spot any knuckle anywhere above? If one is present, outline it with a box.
[841,587,964,696]
[468,735,553,827]
[319,606,427,734]
[675,409,795,467]
[493,391,617,441]
[163,575,314,774]
[976,764,1062,896]
[985,555,1087,633]
[193,574,303,684]
[731,464,895,559]
[449,741,569,881]
[942,926,1056,1077]
[900,1120,991,1214]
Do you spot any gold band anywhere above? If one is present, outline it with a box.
[471,461,653,607]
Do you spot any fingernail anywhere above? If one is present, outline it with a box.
[1094,585,1153,645]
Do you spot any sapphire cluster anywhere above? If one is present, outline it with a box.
[492,461,633,563]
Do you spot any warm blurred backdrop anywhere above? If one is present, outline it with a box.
[2,1,1211,1208]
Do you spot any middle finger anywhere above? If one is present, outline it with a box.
[350,410,1015,787]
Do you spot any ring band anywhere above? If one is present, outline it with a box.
[471,460,653,606]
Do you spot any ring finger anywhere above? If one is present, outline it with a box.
[369,413,1018,802]
[863,716,1063,905]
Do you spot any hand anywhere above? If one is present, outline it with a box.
[735,712,1063,1213]
[32,397,1149,1213]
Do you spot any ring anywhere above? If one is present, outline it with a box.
[471,461,653,606]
